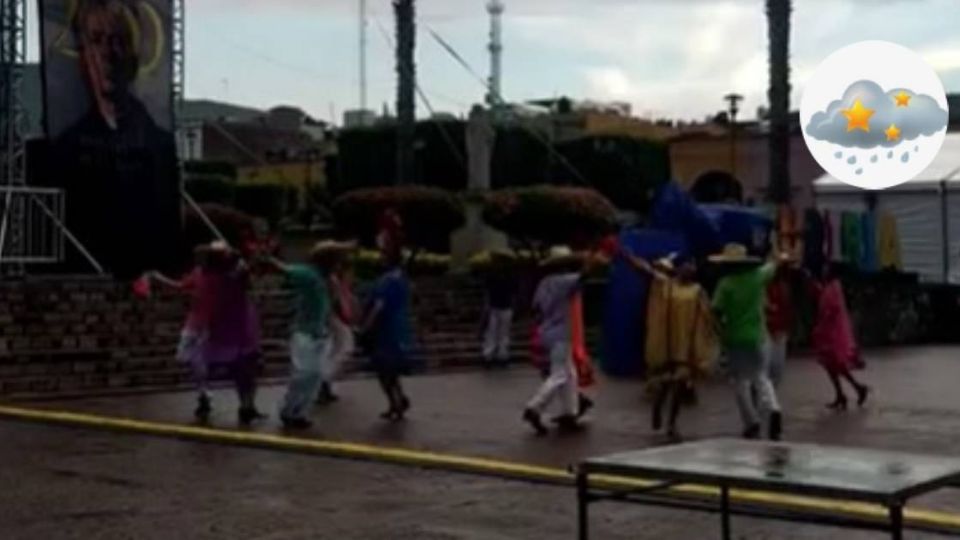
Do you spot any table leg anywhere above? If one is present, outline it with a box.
[720,485,731,540]
[889,503,903,540]
[577,469,589,540]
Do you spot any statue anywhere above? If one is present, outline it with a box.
[466,105,495,191]
[451,105,506,272]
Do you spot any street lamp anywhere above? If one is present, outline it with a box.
[723,93,743,180]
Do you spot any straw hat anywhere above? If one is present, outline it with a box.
[310,240,358,257]
[540,245,581,268]
[652,252,677,272]
[708,243,761,264]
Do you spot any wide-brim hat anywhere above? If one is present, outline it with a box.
[540,245,581,268]
[310,240,358,257]
[489,248,517,261]
[652,253,677,272]
[708,243,761,264]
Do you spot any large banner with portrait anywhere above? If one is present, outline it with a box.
[40,0,180,278]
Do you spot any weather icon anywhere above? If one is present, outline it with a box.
[800,41,949,190]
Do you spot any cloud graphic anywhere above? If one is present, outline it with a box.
[804,80,948,148]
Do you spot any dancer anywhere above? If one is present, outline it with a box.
[361,248,414,421]
[266,243,338,429]
[710,244,783,441]
[317,243,359,404]
[622,251,717,441]
[481,250,517,368]
[152,241,264,425]
[152,245,216,421]
[522,246,599,435]
[808,262,870,410]
[765,257,794,387]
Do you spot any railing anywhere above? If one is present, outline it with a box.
[0,186,65,265]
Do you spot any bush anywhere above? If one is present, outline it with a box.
[182,203,257,255]
[352,248,451,280]
[332,186,465,253]
[234,183,295,227]
[482,186,617,250]
[184,175,235,205]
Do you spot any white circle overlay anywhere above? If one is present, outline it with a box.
[800,41,949,190]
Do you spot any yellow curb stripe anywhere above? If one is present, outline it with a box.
[1,404,958,530]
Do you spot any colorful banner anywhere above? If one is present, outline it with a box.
[40,0,180,278]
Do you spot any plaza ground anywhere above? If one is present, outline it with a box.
[4,346,960,538]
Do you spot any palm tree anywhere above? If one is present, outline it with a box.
[394,0,416,185]
[766,0,791,203]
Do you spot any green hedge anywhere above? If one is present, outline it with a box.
[184,175,235,205]
[234,183,296,227]
[332,186,465,252]
[482,186,617,248]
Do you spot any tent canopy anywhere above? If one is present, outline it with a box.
[815,133,960,194]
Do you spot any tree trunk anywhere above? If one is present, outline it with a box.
[766,0,792,204]
[394,0,417,185]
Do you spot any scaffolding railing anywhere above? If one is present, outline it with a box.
[0,186,66,265]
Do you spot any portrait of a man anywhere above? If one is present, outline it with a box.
[42,0,180,278]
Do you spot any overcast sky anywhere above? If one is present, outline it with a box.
[27,0,960,124]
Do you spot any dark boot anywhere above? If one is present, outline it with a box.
[194,394,211,422]
[555,414,584,433]
[769,411,783,441]
[577,394,594,418]
[522,408,548,436]
[238,407,266,426]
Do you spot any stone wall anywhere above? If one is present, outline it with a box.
[0,275,534,399]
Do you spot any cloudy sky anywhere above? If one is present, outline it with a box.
[27,0,960,124]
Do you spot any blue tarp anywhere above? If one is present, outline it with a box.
[700,204,774,257]
[650,182,723,257]
[601,228,687,377]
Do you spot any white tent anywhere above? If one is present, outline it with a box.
[814,133,960,283]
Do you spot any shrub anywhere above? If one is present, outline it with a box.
[332,186,465,253]
[184,175,235,205]
[234,183,294,227]
[482,186,617,251]
[182,203,257,255]
[352,248,451,280]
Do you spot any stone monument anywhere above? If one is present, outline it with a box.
[450,105,508,272]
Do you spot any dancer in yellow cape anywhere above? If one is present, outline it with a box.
[620,249,718,442]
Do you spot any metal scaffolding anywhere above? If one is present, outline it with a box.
[172,0,186,123]
[0,0,27,268]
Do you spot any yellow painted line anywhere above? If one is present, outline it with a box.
[0,404,958,531]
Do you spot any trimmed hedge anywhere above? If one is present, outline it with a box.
[234,183,296,227]
[332,186,465,253]
[482,186,617,249]
[183,203,256,249]
[184,175,235,205]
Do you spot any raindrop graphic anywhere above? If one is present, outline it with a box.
[847,156,857,165]
[871,155,878,163]
[901,152,910,163]
[856,168,863,175]
[915,145,920,152]
[835,151,843,159]
[888,151,894,159]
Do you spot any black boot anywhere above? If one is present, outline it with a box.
[238,407,266,426]
[522,408,548,436]
[194,394,211,422]
[769,411,783,441]
[577,394,594,418]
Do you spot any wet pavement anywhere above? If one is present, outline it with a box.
[5,346,960,538]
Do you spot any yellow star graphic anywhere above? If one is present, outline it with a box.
[885,123,901,142]
[842,99,874,132]
[894,91,911,107]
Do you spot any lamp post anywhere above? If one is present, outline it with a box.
[723,93,743,181]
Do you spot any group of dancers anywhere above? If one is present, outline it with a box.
[145,221,870,441]
[149,234,413,429]
[514,240,871,442]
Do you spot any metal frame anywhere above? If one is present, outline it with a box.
[576,455,960,540]
[0,0,28,270]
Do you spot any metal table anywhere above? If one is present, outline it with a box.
[576,439,960,540]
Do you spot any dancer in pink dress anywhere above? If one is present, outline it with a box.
[809,263,870,410]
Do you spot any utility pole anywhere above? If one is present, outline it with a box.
[486,0,504,109]
[359,0,368,115]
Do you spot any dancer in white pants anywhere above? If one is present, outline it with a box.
[522,246,598,435]
[483,308,513,365]
[318,257,358,404]
[482,252,517,367]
